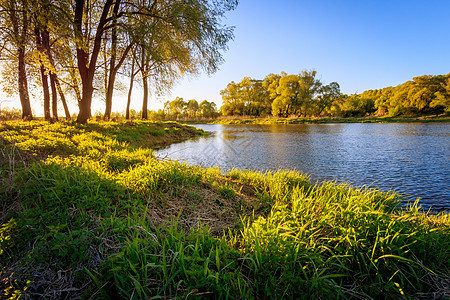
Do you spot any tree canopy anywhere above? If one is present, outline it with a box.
[162,97,219,119]
[0,0,237,123]
[220,72,450,118]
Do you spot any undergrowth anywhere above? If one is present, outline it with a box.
[0,120,448,299]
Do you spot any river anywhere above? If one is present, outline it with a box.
[155,123,450,211]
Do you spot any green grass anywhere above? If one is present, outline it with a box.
[0,120,449,299]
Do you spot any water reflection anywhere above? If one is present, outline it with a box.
[156,123,450,211]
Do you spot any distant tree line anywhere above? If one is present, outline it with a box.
[356,74,450,117]
[220,72,450,118]
[162,97,219,119]
[91,97,219,121]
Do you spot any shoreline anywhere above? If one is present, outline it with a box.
[177,115,450,125]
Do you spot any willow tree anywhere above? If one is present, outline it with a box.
[271,71,321,117]
[132,0,236,120]
[0,0,33,119]
[71,0,236,124]
[313,82,340,116]
[220,77,270,116]
[102,1,135,121]
[32,0,73,121]
[431,77,450,112]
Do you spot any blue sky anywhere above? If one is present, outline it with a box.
[160,0,450,111]
[2,0,450,115]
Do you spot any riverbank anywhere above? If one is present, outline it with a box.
[1,121,449,299]
[180,115,450,125]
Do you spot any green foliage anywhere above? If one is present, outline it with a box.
[358,74,450,117]
[220,72,450,119]
[221,77,271,116]
[162,97,220,119]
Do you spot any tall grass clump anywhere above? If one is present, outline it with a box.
[87,220,247,299]
[237,181,450,298]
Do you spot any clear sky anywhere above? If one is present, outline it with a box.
[161,0,450,111]
[2,0,450,115]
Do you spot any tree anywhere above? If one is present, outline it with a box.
[271,71,321,117]
[296,70,322,116]
[313,82,340,116]
[431,77,450,113]
[134,0,236,120]
[220,81,242,115]
[32,3,61,120]
[33,19,51,120]
[262,72,282,113]
[409,75,447,113]
[102,1,135,121]
[186,99,199,118]
[271,74,298,117]
[199,100,218,118]
[125,52,137,120]
[373,87,393,116]
[220,77,270,116]
[0,0,33,119]
[69,0,236,124]
[169,97,186,119]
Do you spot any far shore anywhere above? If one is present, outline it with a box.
[176,114,450,125]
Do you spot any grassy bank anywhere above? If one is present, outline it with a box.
[1,121,449,299]
[180,115,450,125]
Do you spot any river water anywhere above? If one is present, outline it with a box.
[155,123,450,211]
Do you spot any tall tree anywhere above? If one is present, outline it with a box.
[71,0,236,124]
[32,0,73,120]
[187,99,199,118]
[73,0,113,123]
[220,77,270,116]
[431,77,450,113]
[313,82,340,115]
[0,0,33,119]
[103,0,135,121]
[220,81,242,115]
[199,100,218,118]
[134,0,236,120]
[34,23,51,120]
[271,71,321,117]
[125,53,137,120]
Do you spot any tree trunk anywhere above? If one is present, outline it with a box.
[77,80,94,124]
[55,76,71,120]
[104,73,116,120]
[103,1,119,121]
[141,74,148,119]
[40,65,51,120]
[35,27,51,120]
[74,0,114,124]
[41,28,59,121]
[18,47,32,120]
[50,73,58,121]
[14,0,32,120]
[104,41,135,120]
[126,59,135,120]
[103,31,109,118]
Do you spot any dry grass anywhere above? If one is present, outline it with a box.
[146,180,259,235]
